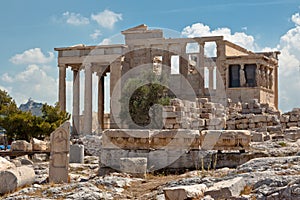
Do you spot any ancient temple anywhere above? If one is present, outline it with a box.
[54,24,280,135]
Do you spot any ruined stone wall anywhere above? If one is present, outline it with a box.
[280,108,300,129]
[162,98,226,130]
[162,97,300,141]
[226,99,281,133]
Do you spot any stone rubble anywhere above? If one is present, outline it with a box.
[162,98,300,144]
[163,184,207,200]
[31,138,49,151]
[0,165,35,194]
[0,143,299,199]
[204,177,246,199]
[80,135,102,156]
[2,98,300,199]
[163,98,226,130]
[11,140,32,151]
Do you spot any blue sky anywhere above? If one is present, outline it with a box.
[1,0,300,113]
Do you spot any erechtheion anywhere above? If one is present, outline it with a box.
[54,24,280,136]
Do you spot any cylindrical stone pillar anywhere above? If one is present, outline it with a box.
[0,166,35,194]
[98,74,105,130]
[72,67,80,137]
[84,63,93,134]
[209,66,214,89]
[58,65,66,111]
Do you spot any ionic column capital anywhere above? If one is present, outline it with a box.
[71,65,81,72]
[58,64,67,68]
[83,62,92,68]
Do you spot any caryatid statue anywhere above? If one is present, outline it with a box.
[240,65,246,87]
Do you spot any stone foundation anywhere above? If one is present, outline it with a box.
[99,129,252,173]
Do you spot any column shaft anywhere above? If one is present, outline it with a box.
[179,56,189,77]
[58,65,66,111]
[110,58,122,129]
[98,75,105,130]
[84,63,93,134]
[179,44,188,77]
[72,68,80,137]
[199,42,205,94]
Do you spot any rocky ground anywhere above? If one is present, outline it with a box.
[1,138,300,200]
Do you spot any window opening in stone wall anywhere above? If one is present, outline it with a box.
[244,64,256,87]
[229,64,240,88]
[186,42,199,54]
[204,67,209,88]
[171,55,180,74]
[204,42,217,58]
[153,56,162,75]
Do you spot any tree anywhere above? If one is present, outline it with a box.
[119,71,173,128]
[0,90,18,116]
[0,89,70,142]
[1,111,35,141]
[41,102,70,135]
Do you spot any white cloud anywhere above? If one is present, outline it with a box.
[291,13,300,26]
[63,11,90,26]
[91,9,122,29]
[10,48,54,65]
[277,13,300,111]
[1,73,13,83]
[1,65,58,105]
[90,29,102,40]
[182,23,256,51]
[99,38,112,45]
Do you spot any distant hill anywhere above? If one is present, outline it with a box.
[19,98,43,116]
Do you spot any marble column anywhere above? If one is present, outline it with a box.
[58,64,66,111]
[225,64,229,88]
[199,42,205,93]
[179,43,188,77]
[83,63,93,134]
[162,50,171,74]
[72,67,80,137]
[97,73,105,130]
[110,58,122,129]
[216,40,226,92]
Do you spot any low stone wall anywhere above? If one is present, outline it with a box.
[102,129,200,150]
[99,129,251,173]
[226,114,280,131]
